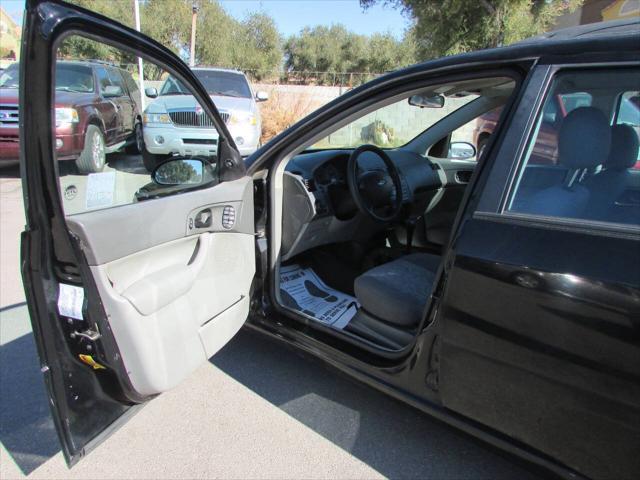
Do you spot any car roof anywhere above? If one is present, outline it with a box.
[517,17,640,44]
[191,67,246,76]
[57,60,124,70]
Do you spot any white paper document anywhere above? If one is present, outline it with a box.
[86,171,116,209]
[279,264,359,329]
[57,283,84,320]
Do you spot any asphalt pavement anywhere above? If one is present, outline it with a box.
[0,162,543,479]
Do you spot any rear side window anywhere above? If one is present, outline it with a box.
[507,68,640,227]
[95,66,112,92]
[122,71,139,96]
[107,68,126,96]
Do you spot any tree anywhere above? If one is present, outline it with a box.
[236,13,282,80]
[285,25,415,84]
[361,0,584,60]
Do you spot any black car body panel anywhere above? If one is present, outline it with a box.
[20,0,640,477]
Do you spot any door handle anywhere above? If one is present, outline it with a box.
[195,208,212,228]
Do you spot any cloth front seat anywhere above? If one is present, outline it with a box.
[584,124,639,222]
[519,107,612,218]
[354,253,440,327]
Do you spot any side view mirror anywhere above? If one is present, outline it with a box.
[145,87,159,98]
[255,90,269,102]
[103,85,123,97]
[449,141,477,160]
[152,158,210,186]
[408,94,445,108]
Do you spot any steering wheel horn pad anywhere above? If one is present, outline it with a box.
[347,144,403,222]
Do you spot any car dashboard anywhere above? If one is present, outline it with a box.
[280,148,443,260]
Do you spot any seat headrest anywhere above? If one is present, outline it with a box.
[558,107,611,169]
[607,124,639,170]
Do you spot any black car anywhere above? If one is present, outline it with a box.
[19,1,640,479]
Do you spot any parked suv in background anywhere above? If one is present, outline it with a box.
[0,61,143,172]
[142,67,268,170]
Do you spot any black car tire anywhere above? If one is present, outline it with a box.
[76,124,106,174]
[142,149,161,173]
[125,122,144,154]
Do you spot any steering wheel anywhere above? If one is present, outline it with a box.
[347,144,404,222]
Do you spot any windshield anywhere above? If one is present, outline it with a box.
[1,63,95,92]
[55,64,95,93]
[0,64,19,88]
[160,70,251,98]
[311,94,478,150]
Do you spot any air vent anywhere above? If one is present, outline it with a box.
[303,178,316,192]
[222,205,236,229]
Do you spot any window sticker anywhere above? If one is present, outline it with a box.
[85,171,116,210]
[57,283,84,320]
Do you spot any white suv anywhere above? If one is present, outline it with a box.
[142,67,268,170]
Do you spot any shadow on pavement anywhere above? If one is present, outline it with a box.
[0,303,59,475]
[211,329,541,480]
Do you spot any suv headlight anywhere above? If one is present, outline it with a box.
[143,113,172,125]
[230,112,257,126]
[55,108,79,126]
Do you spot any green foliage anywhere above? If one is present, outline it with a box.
[61,0,283,80]
[284,25,415,84]
[361,0,584,60]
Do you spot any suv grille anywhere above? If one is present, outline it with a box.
[0,105,19,127]
[168,109,229,127]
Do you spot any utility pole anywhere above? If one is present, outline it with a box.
[190,2,199,67]
[133,0,145,110]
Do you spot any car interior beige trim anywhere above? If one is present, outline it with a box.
[69,176,256,396]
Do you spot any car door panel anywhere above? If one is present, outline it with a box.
[63,177,255,396]
[65,177,253,265]
[90,232,254,396]
[438,217,640,479]
[21,0,251,464]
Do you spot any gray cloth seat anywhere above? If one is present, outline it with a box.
[354,253,440,327]
[585,124,639,222]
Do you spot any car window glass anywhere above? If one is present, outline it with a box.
[95,66,112,92]
[123,72,139,95]
[440,107,503,161]
[160,76,188,96]
[54,35,221,216]
[507,68,640,227]
[56,64,95,93]
[0,63,19,88]
[192,70,252,98]
[616,91,640,163]
[107,68,127,95]
[311,77,515,150]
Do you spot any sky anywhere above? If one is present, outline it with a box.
[2,0,412,39]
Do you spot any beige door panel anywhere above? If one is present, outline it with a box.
[67,176,256,397]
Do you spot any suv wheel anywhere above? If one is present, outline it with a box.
[125,122,144,154]
[142,149,161,173]
[76,125,106,173]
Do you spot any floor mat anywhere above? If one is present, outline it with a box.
[279,264,359,330]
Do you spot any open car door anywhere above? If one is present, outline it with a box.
[20,0,257,465]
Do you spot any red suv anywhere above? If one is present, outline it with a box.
[0,61,143,172]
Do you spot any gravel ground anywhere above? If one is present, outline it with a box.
[0,163,541,479]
